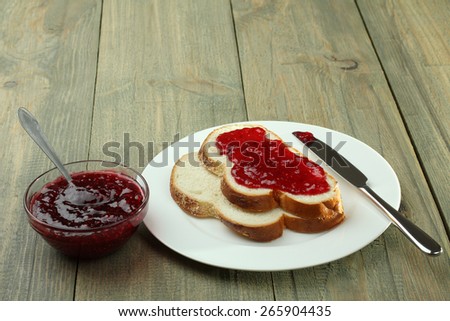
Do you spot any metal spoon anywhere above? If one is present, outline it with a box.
[18,107,72,183]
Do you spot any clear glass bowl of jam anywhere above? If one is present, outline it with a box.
[23,160,149,259]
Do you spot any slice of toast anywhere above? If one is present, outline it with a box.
[170,153,345,241]
[198,124,344,219]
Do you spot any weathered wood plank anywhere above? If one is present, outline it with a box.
[232,0,449,300]
[0,0,102,299]
[357,0,450,231]
[3,0,448,302]
[74,0,274,300]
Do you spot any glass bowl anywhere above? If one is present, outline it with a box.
[23,160,149,259]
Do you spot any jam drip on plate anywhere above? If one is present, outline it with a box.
[215,127,329,195]
[31,171,145,229]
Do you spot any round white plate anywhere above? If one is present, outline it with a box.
[142,121,400,271]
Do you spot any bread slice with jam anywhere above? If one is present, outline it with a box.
[198,124,344,219]
[170,153,345,241]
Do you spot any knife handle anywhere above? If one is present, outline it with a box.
[359,185,442,256]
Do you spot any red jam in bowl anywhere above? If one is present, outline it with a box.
[27,170,148,258]
[215,127,329,195]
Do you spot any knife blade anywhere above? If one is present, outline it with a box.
[292,131,442,256]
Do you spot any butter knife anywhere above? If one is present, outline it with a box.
[293,131,442,256]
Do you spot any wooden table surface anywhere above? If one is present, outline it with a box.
[1,0,449,301]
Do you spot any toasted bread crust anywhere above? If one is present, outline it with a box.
[277,179,342,219]
[198,146,225,176]
[283,211,345,233]
[221,175,278,212]
[220,218,284,242]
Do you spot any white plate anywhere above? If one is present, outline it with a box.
[142,121,400,271]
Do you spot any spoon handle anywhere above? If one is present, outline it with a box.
[18,107,72,182]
